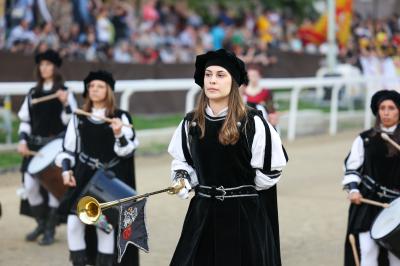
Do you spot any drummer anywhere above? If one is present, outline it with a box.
[55,70,139,266]
[343,90,400,266]
[17,49,77,245]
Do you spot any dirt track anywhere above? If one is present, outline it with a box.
[0,130,359,266]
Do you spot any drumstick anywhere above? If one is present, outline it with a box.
[381,133,400,152]
[31,93,59,105]
[74,109,133,128]
[348,234,360,266]
[360,198,390,208]
[25,150,43,157]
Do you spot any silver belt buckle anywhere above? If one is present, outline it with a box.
[94,159,100,169]
[216,186,226,201]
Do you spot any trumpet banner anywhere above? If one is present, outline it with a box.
[117,198,149,262]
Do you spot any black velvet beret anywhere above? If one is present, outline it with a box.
[194,49,248,88]
[370,90,400,115]
[34,49,62,67]
[83,70,115,97]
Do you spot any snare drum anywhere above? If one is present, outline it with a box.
[78,170,137,224]
[371,197,400,258]
[27,138,67,200]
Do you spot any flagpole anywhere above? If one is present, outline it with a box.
[77,179,186,224]
[327,0,337,73]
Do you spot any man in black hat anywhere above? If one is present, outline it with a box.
[342,90,400,266]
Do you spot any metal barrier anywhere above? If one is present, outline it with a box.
[0,76,398,143]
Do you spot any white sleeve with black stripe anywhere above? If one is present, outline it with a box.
[55,115,77,168]
[168,120,198,186]
[17,97,31,143]
[342,136,364,189]
[252,116,287,190]
[60,91,78,125]
[113,113,139,157]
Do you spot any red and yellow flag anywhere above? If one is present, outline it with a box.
[298,0,353,46]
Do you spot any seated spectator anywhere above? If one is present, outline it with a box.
[7,19,36,49]
[113,40,132,63]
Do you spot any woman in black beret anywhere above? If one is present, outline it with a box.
[343,90,400,266]
[55,70,139,266]
[17,49,77,245]
[168,49,288,266]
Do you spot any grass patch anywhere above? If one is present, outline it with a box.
[0,119,19,143]
[132,114,183,130]
[0,151,22,169]
[276,99,331,112]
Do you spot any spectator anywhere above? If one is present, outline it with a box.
[142,0,159,24]
[96,7,114,45]
[47,0,73,34]
[7,19,36,49]
[113,40,132,63]
[2,1,400,68]
[37,22,59,50]
[9,0,34,28]
[111,3,129,42]
[211,20,225,50]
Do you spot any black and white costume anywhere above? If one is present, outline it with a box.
[55,70,139,266]
[343,90,400,266]
[19,82,77,205]
[168,106,287,266]
[343,126,400,266]
[18,49,77,245]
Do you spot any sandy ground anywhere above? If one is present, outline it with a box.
[0,130,360,266]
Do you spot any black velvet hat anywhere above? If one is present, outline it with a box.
[370,90,400,115]
[194,49,248,88]
[83,70,115,97]
[34,49,62,67]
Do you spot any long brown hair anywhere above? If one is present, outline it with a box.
[193,80,247,145]
[82,84,116,117]
[34,63,64,89]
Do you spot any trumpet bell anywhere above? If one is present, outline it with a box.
[77,196,101,225]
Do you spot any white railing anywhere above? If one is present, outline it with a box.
[0,76,398,142]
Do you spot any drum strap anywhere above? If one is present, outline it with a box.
[78,152,120,170]
[361,175,400,199]
[28,135,55,146]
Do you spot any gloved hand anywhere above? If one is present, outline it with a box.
[94,214,113,234]
[172,178,192,199]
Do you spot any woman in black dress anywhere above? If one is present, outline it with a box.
[168,49,288,266]
[18,49,77,245]
[343,90,400,266]
[56,70,139,266]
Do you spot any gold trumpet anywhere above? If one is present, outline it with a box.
[77,178,186,225]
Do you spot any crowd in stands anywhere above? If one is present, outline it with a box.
[1,0,400,70]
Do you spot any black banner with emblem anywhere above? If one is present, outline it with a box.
[117,198,149,262]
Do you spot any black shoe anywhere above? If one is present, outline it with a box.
[39,207,58,245]
[25,204,46,241]
[96,252,114,266]
[70,250,87,266]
